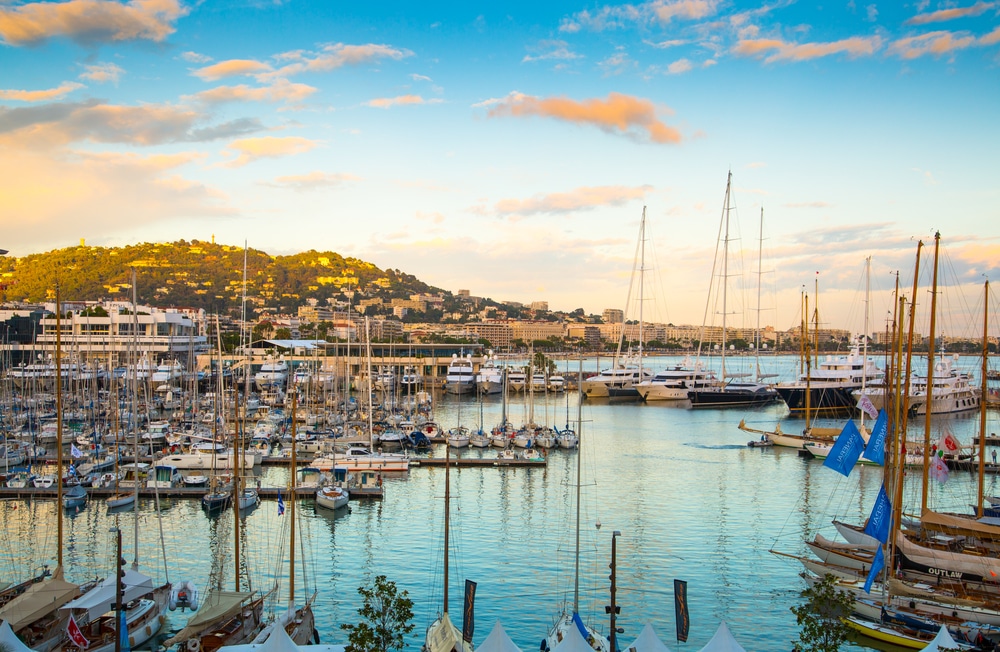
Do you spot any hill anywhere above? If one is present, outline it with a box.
[0,240,444,316]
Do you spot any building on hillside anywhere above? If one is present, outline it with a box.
[510,320,565,343]
[602,308,624,324]
[464,322,513,349]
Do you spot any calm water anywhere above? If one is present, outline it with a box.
[2,354,998,651]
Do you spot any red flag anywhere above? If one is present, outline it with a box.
[940,431,960,454]
[66,613,90,649]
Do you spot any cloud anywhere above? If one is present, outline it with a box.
[410,73,433,82]
[221,136,317,167]
[560,0,720,32]
[645,38,687,48]
[667,58,693,74]
[865,4,878,22]
[653,0,721,23]
[0,82,84,102]
[733,35,883,62]
[598,50,635,75]
[523,39,583,63]
[365,94,441,108]
[0,0,188,46]
[888,30,977,59]
[181,51,212,64]
[266,43,413,79]
[485,92,682,144]
[782,201,832,208]
[266,171,361,190]
[193,59,273,81]
[80,62,125,83]
[0,100,264,147]
[905,1,995,25]
[982,25,1000,45]
[494,185,653,216]
[187,79,317,105]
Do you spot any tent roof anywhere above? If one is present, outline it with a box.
[0,571,80,631]
[551,622,596,652]
[216,619,345,652]
[0,619,36,652]
[697,623,746,652]
[921,625,963,651]
[626,624,673,652]
[476,621,522,652]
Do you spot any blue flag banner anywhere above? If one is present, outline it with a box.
[823,420,865,477]
[863,483,892,544]
[119,609,131,652]
[863,545,885,594]
[277,492,285,516]
[863,409,888,465]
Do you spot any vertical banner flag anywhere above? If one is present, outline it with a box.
[862,410,888,465]
[66,614,90,649]
[462,579,477,644]
[70,443,84,459]
[823,420,865,476]
[120,609,131,652]
[857,394,879,420]
[674,579,690,643]
[277,492,285,516]
[863,483,892,544]
[863,545,885,594]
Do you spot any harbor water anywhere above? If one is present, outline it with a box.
[1,354,998,651]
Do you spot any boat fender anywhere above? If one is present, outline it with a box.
[312,630,320,645]
[187,638,201,652]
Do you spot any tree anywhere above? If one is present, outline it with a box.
[791,574,854,652]
[341,575,415,652]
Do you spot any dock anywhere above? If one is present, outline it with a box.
[0,484,382,500]
[409,457,545,468]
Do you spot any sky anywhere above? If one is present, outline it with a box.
[1,0,998,336]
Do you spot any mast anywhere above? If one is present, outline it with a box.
[921,232,940,514]
[899,241,924,449]
[860,257,872,427]
[573,354,583,614]
[130,268,140,566]
[720,175,731,383]
[754,209,764,381]
[804,293,812,432]
[638,206,645,378]
[443,399,451,615]
[234,242,249,591]
[977,280,989,518]
[55,284,63,568]
[289,388,298,604]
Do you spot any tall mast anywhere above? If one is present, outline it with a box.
[131,269,140,566]
[921,232,940,514]
[443,404,451,615]
[574,354,583,614]
[638,207,645,376]
[289,389,298,604]
[860,257,872,427]
[804,292,811,431]
[720,174,731,383]
[55,284,63,568]
[754,209,764,381]
[977,281,989,518]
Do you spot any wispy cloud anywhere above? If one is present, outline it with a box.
[365,95,442,109]
[80,62,125,84]
[265,43,413,79]
[410,73,433,82]
[494,185,653,216]
[666,58,693,74]
[483,92,682,144]
[187,79,317,105]
[193,59,273,81]
[905,1,996,25]
[0,82,84,102]
[645,38,687,48]
[523,39,583,63]
[560,0,721,32]
[0,0,188,46]
[221,136,317,167]
[888,30,977,59]
[267,171,360,190]
[181,51,212,64]
[733,35,883,62]
[598,50,635,75]
[0,100,264,147]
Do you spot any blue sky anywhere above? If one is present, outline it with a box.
[1,0,998,335]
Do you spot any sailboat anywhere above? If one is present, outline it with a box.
[423,408,473,652]
[542,356,610,652]
[688,175,779,409]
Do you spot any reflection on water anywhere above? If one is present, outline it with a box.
[1,354,997,650]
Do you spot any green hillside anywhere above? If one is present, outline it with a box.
[0,240,443,315]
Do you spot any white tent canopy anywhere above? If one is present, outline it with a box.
[551,622,598,652]
[476,621,522,652]
[216,620,344,652]
[626,624,673,652]
[0,619,36,652]
[921,625,963,651]
[697,622,746,652]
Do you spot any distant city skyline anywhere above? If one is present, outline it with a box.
[2,0,998,335]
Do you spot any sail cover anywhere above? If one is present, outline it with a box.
[0,570,79,630]
[60,569,155,623]
[160,590,254,648]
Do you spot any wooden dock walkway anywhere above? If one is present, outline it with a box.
[0,484,382,500]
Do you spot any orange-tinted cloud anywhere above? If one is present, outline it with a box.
[268,43,412,78]
[888,30,977,59]
[0,0,187,46]
[982,25,1000,45]
[365,95,441,109]
[559,0,719,32]
[494,185,653,216]
[80,62,125,83]
[653,0,721,23]
[268,171,361,190]
[222,136,317,168]
[734,35,883,62]
[193,59,273,81]
[0,82,84,102]
[187,80,317,105]
[485,92,681,144]
[905,1,995,25]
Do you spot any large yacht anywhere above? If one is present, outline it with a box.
[255,356,289,390]
[444,354,476,395]
[636,359,719,401]
[775,342,883,416]
[581,355,652,399]
[854,353,980,416]
[476,356,504,395]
